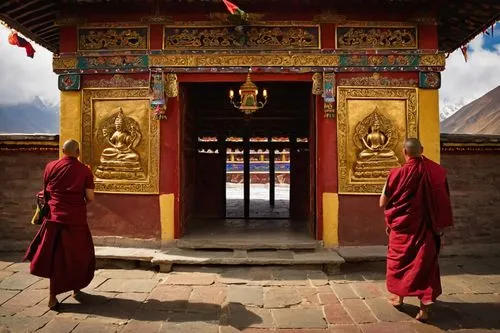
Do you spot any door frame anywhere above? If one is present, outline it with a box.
[176,73,318,238]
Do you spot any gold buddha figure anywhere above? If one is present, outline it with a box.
[95,108,146,180]
[352,110,401,181]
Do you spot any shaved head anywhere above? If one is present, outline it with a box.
[62,139,80,157]
[404,138,423,158]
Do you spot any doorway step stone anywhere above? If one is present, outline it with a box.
[94,246,344,273]
[174,238,322,250]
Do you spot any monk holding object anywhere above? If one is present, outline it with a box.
[379,138,453,322]
[24,139,96,309]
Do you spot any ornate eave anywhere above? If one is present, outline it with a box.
[1,0,498,54]
[53,51,446,74]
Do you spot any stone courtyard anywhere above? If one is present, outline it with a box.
[0,253,499,333]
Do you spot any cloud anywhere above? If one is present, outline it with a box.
[440,23,500,119]
[0,25,58,106]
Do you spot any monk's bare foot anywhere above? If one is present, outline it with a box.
[48,295,59,310]
[416,303,430,322]
[389,295,404,307]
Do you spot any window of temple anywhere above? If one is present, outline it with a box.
[197,149,219,154]
[198,136,218,142]
[271,136,290,142]
[226,137,243,142]
[250,137,269,142]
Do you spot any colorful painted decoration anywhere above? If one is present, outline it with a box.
[58,74,81,91]
[8,31,35,58]
[419,72,441,89]
[323,72,336,118]
[149,71,167,120]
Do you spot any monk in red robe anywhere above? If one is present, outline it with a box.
[380,138,453,322]
[24,139,96,309]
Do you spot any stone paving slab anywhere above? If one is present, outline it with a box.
[2,289,48,311]
[0,255,498,332]
[97,278,159,293]
[225,303,274,329]
[227,286,264,307]
[264,287,302,308]
[0,272,40,290]
[0,316,49,332]
[273,308,327,329]
[37,317,80,333]
[0,290,18,305]
[163,272,217,285]
[0,272,13,283]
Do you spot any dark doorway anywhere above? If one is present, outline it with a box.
[181,81,314,239]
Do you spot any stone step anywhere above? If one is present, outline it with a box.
[174,238,322,250]
[94,246,344,272]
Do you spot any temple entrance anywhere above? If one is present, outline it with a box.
[226,140,291,219]
[180,80,315,242]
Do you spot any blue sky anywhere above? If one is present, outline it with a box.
[0,23,499,119]
[481,23,499,51]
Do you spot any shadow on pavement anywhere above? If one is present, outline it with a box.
[58,292,262,330]
[397,300,500,331]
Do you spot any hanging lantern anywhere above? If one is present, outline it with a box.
[229,71,268,116]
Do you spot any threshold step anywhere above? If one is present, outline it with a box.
[94,247,344,267]
[174,238,322,250]
[152,248,344,266]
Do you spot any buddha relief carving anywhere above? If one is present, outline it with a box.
[352,108,401,181]
[95,107,146,180]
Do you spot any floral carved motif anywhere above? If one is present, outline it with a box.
[164,26,319,50]
[78,28,148,51]
[83,74,149,88]
[337,26,417,50]
[338,73,418,87]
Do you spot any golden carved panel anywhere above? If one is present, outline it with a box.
[83,74,149,88]
[82,88,159,194]
[149,54,339,67]
[164,25,319,50]
[337,87,418,194]
[336,25,417,50]
[53,54,445,71]
[78,27,149,51]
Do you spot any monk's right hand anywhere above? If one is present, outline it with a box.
[385,227,390,236]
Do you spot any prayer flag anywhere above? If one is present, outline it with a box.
[8,31,35,58]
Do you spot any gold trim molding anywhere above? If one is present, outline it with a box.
[83,74,149,88]
[53,53,446,71]
[150,54,340,67]
[338,73,418,87]
[53,57,77,70]
[337,87,418,194]
[81,88,159,194]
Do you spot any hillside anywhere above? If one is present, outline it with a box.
[0,97,59,134]
[441,86,500,135]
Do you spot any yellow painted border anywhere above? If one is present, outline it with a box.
[159,193,175,241]
[59,91,82,158]
[418,89,440,163]
[322,192,339,247]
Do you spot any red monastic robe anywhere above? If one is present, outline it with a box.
[24,156,96,295]
[384,156,453,304]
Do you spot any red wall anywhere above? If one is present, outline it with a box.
[88,194,160,238]
[315,96,338,240]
